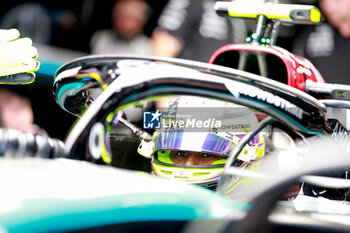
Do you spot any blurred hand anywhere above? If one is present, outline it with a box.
[0,28,39,84]
[151,28,183,58]
[320,0,350,37]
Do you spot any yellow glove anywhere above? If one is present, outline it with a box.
[0,29,40,84]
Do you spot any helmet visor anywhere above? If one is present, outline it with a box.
[154,130,260,157]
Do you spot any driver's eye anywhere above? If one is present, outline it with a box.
[202,153,213,158]
[248,139,254,146]
[177,151,187,157]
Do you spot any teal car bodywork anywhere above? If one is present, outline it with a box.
[0,158,248,233]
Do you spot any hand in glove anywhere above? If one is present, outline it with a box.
[0,28,39,84]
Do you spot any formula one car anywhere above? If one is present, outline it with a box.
[2,55,350,233]
[0,137,349,233]
[2,1,350,233]
[52,53,350,186]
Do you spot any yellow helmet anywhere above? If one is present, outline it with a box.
[150,96,265,193]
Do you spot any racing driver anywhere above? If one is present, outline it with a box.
[140,96,265,197]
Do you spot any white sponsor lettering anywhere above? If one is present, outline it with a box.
[238,85,303,119]
[331,122,350,151]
